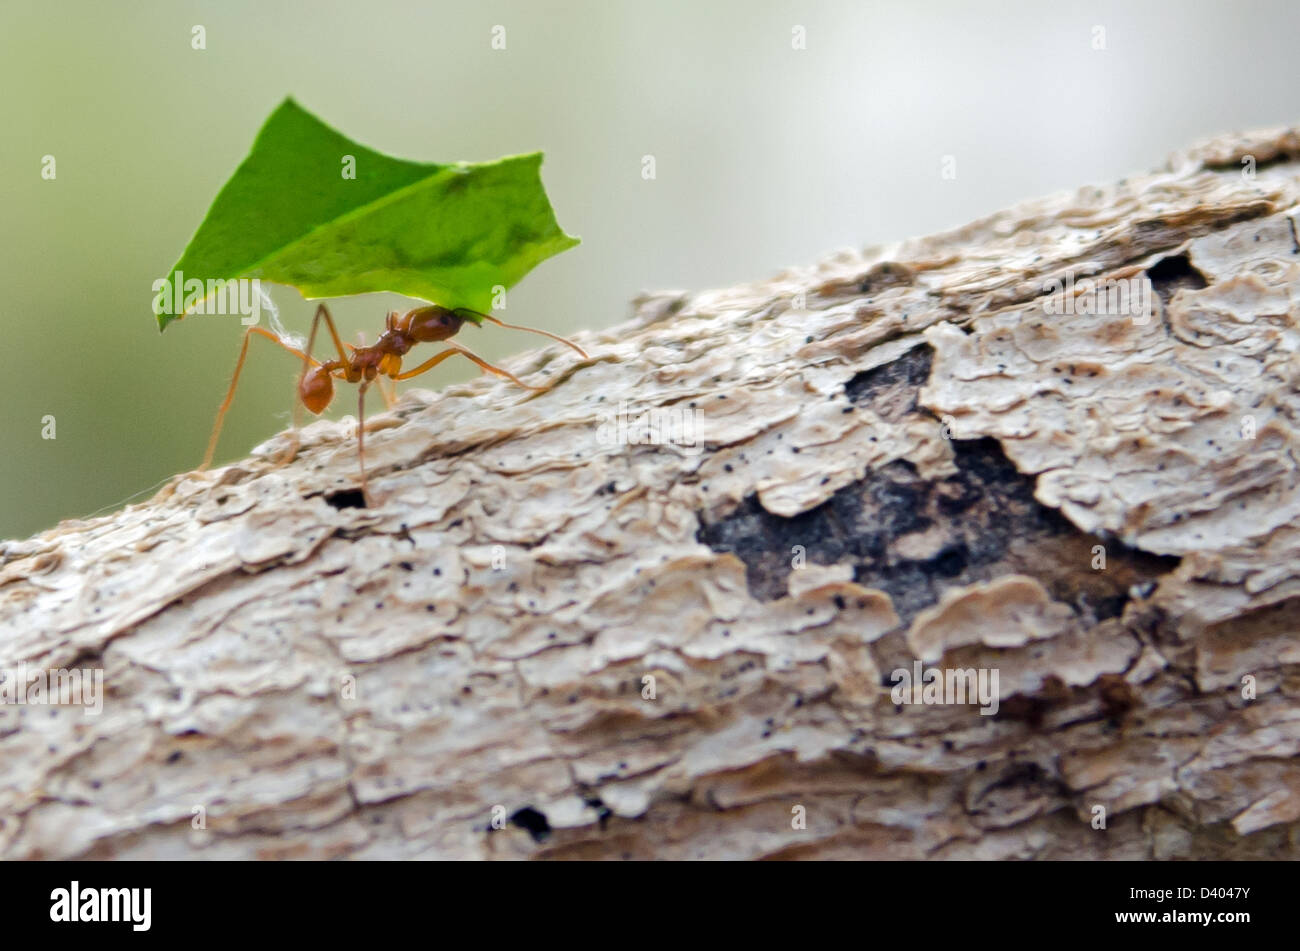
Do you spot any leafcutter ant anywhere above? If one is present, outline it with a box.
[199,303,587,503]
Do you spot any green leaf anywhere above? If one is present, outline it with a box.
[155,97,579,331]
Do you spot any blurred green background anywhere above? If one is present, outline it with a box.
[2,0,1298,540]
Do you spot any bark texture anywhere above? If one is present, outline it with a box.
[4,127,1300,859]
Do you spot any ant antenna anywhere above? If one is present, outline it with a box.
[454,308,588,360]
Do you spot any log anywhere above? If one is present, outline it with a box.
[3,126,1300,860]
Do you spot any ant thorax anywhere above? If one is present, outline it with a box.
[374,329,415,358]
[347,342,403,381]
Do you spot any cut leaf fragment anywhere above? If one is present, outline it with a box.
[155,97,579,331]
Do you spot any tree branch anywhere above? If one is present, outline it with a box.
[3,126,1300,858]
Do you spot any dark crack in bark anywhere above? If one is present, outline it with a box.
[699,434,1180,625]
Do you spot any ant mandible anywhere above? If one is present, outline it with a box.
[199,303,588,503]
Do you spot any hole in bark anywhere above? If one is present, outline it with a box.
[929,543,968,578]
[510,805,552,842]
[845,344,933,422]
[1146,253,1208,308]
[584,796,613,830]
[325,489,368,510]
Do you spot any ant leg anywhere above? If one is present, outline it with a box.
[376,375,398,409]
[282,400,304,468]
[453,308,588,359]
[278,302,357,467]
[356,380,372,505]
[393,343,547,391]
[301,303,351,387]
[202,327,318,470]
[307,302,351,359]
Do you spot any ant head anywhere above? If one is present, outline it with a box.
[298,364,335,415]
[400,305,464,343]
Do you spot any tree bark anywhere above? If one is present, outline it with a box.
[4,126,1300,859]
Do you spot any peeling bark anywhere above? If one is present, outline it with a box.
[4,127,1300,859]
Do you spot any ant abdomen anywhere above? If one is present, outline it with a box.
[401,305,464,343]
[299,364,335,414]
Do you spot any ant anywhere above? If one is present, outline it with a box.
[199,302,588,503]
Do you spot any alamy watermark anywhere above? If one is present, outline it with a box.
[596,400,702,455]
[0,664,103,715]
[151,270,264,326]
[889,661,1000,715]
[50,881,150,931]
[1042,271,1151,324]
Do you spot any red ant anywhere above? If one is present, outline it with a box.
[200,303,587,503]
